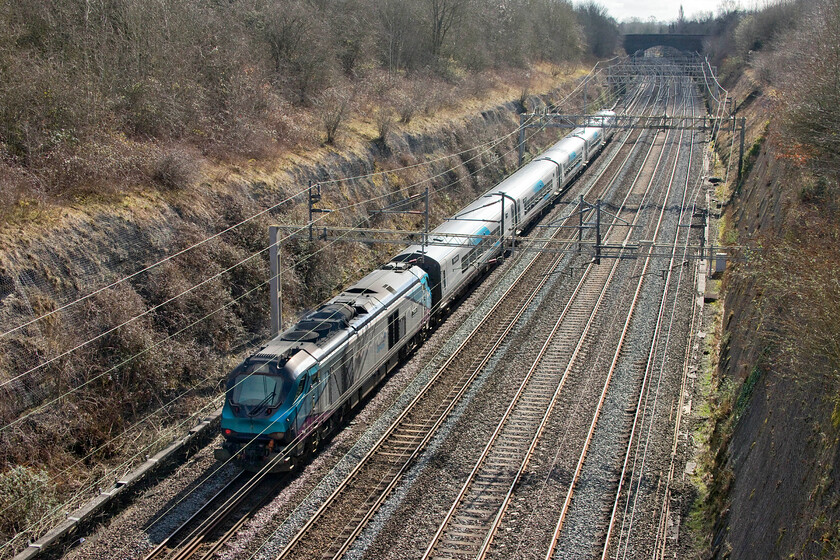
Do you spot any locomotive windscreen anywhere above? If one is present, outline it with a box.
[230,362,295,415]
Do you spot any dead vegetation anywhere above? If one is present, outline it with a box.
[0,0,619,214]
[0,76,569,549]
[691,0,840,557]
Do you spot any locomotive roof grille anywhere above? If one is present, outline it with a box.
[249,347,303,365]
[275,302,358,345]
[279,330,320,342]
[308,303,354,323]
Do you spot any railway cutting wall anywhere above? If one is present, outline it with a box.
[704,68,840,559]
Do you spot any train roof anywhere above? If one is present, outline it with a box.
[246,263,427,378]
[393,200,502,264]
[538,135,587,166]
[329,263,427,325]
[489,158,557,197]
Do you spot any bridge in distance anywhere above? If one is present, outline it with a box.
[623,33,707,55]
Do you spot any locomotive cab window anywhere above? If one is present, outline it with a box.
[293,377,306,402]
[229,362,294,414]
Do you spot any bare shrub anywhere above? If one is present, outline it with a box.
[316,89,352,145]
[120,77,203,140]
[367,70,396,99]
[213,69,280,159]
[751,49,779,85]
[141,262,192,337]
[733,2,799,58]
[375,107,395,143]
[519,87,531,112]
[746,225,840,385]
[465,71,495,98]
[419,78,457,117]
[0,0,600,197]
[395,90,416,124]
[0,466,57,542]
[225,122,277,160]
[0,48,94,167]
[778,0,840,177]
[286,239,343,305]
[81,286,156,375]
[143,227,247,352]
[37,139,149,196]
[0,165,43,223]
[151,149,198,190]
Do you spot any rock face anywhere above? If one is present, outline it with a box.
[709,73,840,559]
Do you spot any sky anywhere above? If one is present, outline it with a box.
[596,0,741,23]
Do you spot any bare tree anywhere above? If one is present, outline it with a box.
[575,2,619,58]
[377,0,420,74]
[317,88,352,144]
[780,0,840,177]
[427,0,467,59]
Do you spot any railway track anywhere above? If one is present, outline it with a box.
[543,78,695,559]
[128,77,657,560]
[421,229,630,560]
[131,65,701,560]
[141,469,286,560]
[420,78,682,560]
[267,78,665,560]
[479,70,708,560]
[597,75,707,560]
[0,57,720,560]
[272,170,610,560]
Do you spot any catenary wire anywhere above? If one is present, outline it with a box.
[1,97,579,546]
